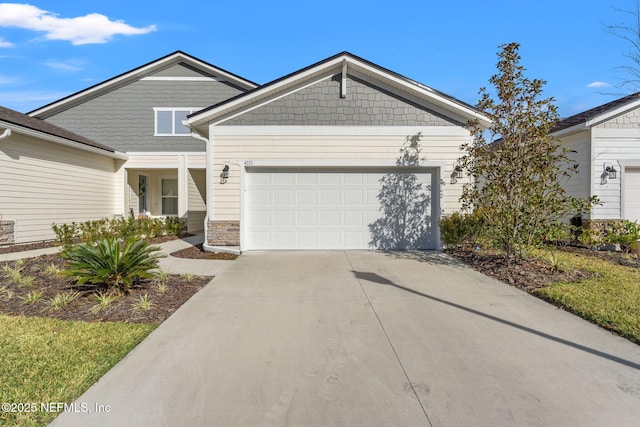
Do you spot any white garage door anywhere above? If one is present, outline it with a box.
[245,167,437,250]
[624,168,640,222]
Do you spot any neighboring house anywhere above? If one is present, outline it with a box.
[187,52,490,251]
[30,51,258,235]
[555,93,640,224]
[0,106,127,244]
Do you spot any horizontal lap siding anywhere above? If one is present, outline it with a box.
[559,132,591,218]
[0,133,119,243]
[592,129,640,219]
[212,132,469,221]
[187,169,206,232]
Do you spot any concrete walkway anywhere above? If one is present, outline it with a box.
[0,234,233,276]
[49,251,640,427]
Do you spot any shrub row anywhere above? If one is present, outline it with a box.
[440,211,640,254]
[52,216,184,248]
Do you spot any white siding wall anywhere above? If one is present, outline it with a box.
[209,127,471,221]
[559,131,591,202]
[591,128,640,219]
[0,132,119,243]
[187,169,206,232]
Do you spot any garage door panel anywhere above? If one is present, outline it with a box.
[344,189,364,204]
[297,174,318,185]
[319,231,340,248]
[249,210,270,226]
[320,189,340,204]
[296,210,317,226]
[273,211,294,226]
[320,210,340,226]
[246,168,436,250]
[274,190,294,204]
[297,231,317,247]
[344,210,364,226]
[297,189,317,204]
[320,174,340,185]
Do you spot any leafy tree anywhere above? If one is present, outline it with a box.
[460,42,586,261]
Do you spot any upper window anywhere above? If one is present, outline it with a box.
[154,108,200,136]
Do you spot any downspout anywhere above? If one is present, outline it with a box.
[0,128,12,139]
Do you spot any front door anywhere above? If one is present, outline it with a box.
[138,175,148,214]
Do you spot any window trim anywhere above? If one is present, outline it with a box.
[160,176,179,216]
[154,107,201,136]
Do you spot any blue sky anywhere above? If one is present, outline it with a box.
[0,0,636,116]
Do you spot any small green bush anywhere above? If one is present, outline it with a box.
[53,216,186,247]
[603,220,640,253]
[439,209,486,249]
[61,237,165,294]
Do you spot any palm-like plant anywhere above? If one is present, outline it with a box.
[61,237,165,293]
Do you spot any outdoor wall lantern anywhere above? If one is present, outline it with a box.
[220,164,230,184]
[451,164,464,184]
[601,163,618,185]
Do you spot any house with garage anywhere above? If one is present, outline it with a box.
[6,50,487,249]
[555,93,640,225]
[0,106,127,244]
[29,51,258,236]
[187,52,490,252]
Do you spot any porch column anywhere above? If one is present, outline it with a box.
[178,155,188,219]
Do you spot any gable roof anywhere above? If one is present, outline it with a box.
[187,51,490,136]
[0,105,126,159]
[29,51,259,118]
[553,92,640,134]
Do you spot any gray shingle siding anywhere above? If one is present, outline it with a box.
[222,74,461,126]
[153,63,213,78]
[45,79,245,152]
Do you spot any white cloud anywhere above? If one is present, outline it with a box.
[0,36,13,47]
[0,74,20,84]
[0,3,156,45]
[587,81,611,88]
[43,59,85,72]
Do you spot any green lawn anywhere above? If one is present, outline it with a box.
[0,315,155,427]
[534,249,640,344]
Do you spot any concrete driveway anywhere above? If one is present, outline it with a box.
[51,251,640,427]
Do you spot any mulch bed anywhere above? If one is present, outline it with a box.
[170,243,239,260]
[0,253,210,324]
[445,248,598,293]
[0,235,218,324]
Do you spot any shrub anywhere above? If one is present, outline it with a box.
[603,220,640,253]
[439,209,486,249]
[61,237,165,294]
[53,216,186,247]
[51,222,80,247]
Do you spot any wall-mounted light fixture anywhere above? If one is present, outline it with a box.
[220,164,229,184]
[601,163,618,185]
[451,164,464,184]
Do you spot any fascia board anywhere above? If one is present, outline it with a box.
[187,57,344,129]
[584,99,640,127]
[30,52,257,118]
[188,54,489,131]
[552,122,588,137]
[346,59,491,127]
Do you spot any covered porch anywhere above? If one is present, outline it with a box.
[122,154,206,234]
